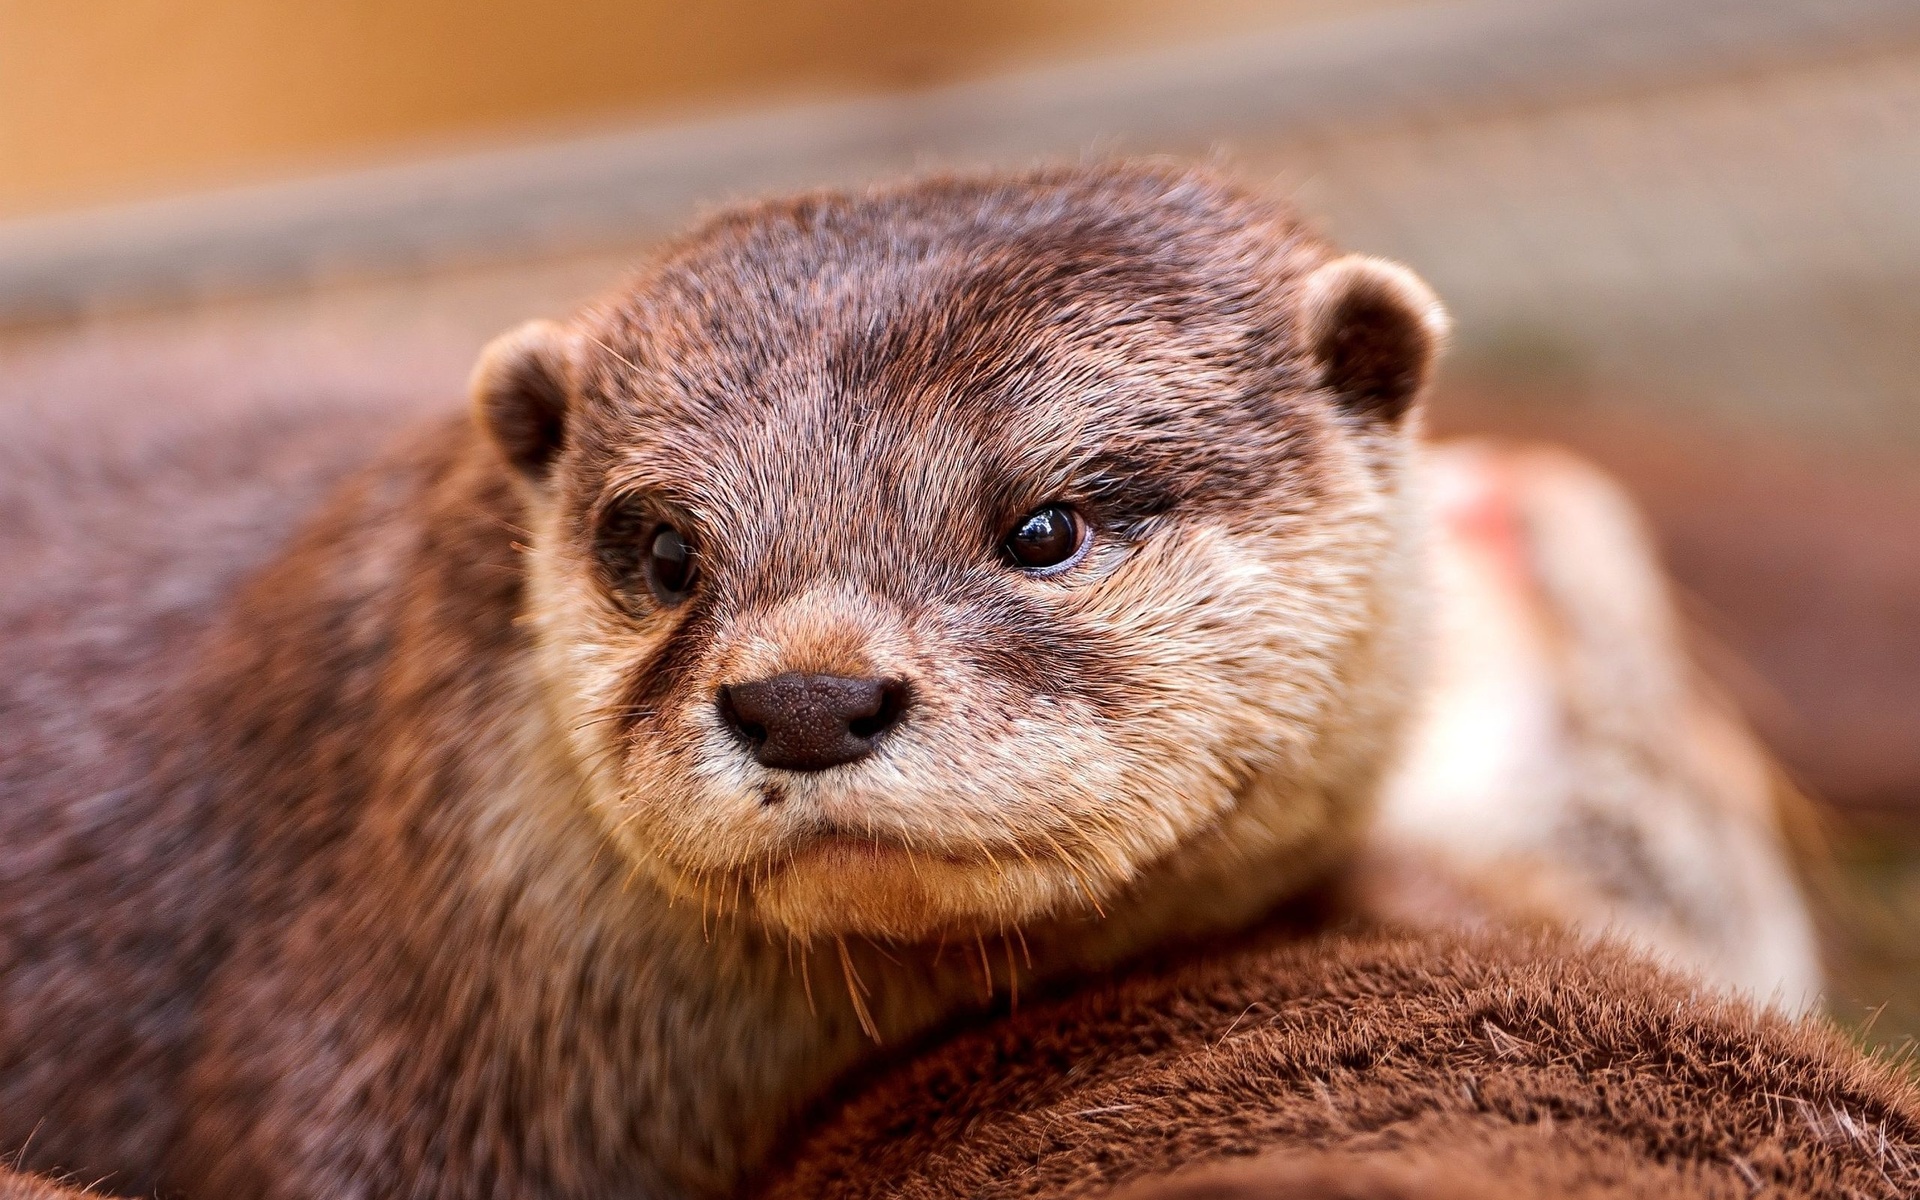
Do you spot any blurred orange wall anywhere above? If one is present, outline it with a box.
[0,0,1404,220]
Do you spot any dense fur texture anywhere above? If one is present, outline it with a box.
[0,392,417,1185]
[0,162,1448,1198]
[761,922,1918,1200]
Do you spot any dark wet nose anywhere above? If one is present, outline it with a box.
[718,673,908,771]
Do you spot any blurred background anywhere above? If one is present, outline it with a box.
[3,0,1916,1041]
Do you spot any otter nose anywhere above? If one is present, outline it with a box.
[718,673,908,771]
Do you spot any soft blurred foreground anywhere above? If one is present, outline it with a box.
[3,0,1917,1043]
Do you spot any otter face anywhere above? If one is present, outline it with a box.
[472,164,1446,943]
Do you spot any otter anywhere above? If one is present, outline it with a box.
[0,162,1448,1199]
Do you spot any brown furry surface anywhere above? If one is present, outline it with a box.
[1103,1152,1549,1200]
[0,161,1448,1199]
[761,922,1920,1199]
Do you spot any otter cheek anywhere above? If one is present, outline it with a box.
[1063,530,1353,837]
[555,668,753,890]
[605,756,777,896]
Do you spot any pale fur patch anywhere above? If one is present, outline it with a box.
[1373,441,1822,1012]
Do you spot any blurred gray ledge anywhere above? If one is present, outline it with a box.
[1,0,1916,324]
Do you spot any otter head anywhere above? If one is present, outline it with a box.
[470,163,1447,944]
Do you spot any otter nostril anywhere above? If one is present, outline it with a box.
[718,673,908,772]
[716,687,767,746]
[847,680,907,740]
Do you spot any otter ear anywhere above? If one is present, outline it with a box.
[1298,255,1450,425]
[470,319,578,484]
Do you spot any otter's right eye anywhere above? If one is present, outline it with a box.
[1003,503,1087,573]
[647,525,697,603]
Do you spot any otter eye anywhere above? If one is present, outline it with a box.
[647,525,697,602]
[1004,504,1086,572]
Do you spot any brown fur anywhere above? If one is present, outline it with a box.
[760,921,1920,1200]
[0,162,1446,1198]
[1103,1154,1544,1200]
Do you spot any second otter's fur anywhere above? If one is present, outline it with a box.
[760,922,1917,1200]
[0,162,1448,1198]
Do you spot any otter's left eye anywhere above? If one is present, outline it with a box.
[647,525,697,603]
[1004,504,1086,572]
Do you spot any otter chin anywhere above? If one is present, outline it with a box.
[752,830,1089,942]
[1,160,1448,1200]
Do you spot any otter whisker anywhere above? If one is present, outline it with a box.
[582,332,644,375]
[569,710,657,734]
[797,939,816,1018]
[1001,932,1020,1012]
[835,938,880,1043]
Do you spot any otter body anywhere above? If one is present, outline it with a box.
[0,164,1448,1198]
[761,923,1909,1200]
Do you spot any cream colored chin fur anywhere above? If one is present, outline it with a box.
[755,845,1083,942]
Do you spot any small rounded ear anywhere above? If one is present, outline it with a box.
[1298,254,1450,425]
[470,319,577,483]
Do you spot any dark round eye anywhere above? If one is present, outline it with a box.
[1004,504,1086,572]
[647,525,697,602]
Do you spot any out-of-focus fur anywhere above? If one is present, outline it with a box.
[760,923,1916,1200]
[0,391,414,1181]
[0,162,1448,1199]
[1369,442,1823,1010]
